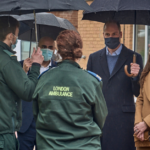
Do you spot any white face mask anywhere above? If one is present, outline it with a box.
[76,58,81,63]
[54,49,57,54]
[51,49,62,62]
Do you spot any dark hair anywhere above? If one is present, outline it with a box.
[56,30,83,61]
[103,20,121,32]
[139,54,150,88]
[0,16,20,41]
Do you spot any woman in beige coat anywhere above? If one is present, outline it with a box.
[134,55,150,150]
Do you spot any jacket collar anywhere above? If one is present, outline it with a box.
[58,60,81,68]
[0,41,16,54]
[99,44,130,79]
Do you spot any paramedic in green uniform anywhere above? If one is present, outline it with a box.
[32,30,108,150]
[0,16,43,150]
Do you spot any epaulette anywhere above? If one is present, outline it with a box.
[87,70,102,82]
[3,50,16,57]
[38,67,56,79]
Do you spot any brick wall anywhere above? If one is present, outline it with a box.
[51,11,78,29]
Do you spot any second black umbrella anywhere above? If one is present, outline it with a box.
[17,13,78,41]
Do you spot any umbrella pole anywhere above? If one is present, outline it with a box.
[133,10,137,63]
[133,23,136,63]
[134,24,136,53]
[123,24,125,44]
[34,10,38,49]
[29,29,32,58]
[124,11,137,77]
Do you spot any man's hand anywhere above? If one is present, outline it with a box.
[130,63,140,77]
[31,47,44,65]
[23,58,32,73]
[134,122,148,136]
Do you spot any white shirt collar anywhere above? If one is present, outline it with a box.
[41,61,51,68]
[40,61,52,75]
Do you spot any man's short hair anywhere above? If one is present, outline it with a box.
[103,20,121,32]
[0,16,20,41]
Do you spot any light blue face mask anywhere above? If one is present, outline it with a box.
[11,34,18,49]
[11,39,18,49]
[41,49,53,61]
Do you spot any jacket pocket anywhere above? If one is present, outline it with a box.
[122,105,135,113]
[0,135,4,148]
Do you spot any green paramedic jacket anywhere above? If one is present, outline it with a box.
[33,60,108,150]
[0,41,40,134]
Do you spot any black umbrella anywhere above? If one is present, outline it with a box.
[9,13,78,56]
[15,13,78,41]
[17,0,93,14]
[17,0,92,46]
[83,0,150,77]
[83,0,150,25]
[0,1,20,13]
[0,0,93,49]
[0,0,93,14]
[0,0,93,15]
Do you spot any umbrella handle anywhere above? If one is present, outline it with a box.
[124,54,136,77]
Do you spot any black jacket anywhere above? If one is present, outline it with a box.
[87,45,143,150]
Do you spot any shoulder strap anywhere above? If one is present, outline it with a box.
[3,49,16,57]
[87,70,102,82]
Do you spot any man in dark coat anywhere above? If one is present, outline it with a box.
[87,21,143,150]
[18,37,57,150]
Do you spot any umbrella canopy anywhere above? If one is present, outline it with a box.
[0,0,93,15]
[0,1,20,13]
[0,0,92,47]
[18,0,93,13]
[83,0,150,25]
[19,22,31,35]
[12,13,78,41]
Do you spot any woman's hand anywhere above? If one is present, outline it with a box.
[134,122,148,136]
[136,132,144,141]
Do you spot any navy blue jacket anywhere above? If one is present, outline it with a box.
[87,45,143,150]
[19,60,57,133]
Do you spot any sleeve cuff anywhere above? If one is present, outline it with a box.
[32,63,41,67]
[144,115,150,128]
[30,63,40,74]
